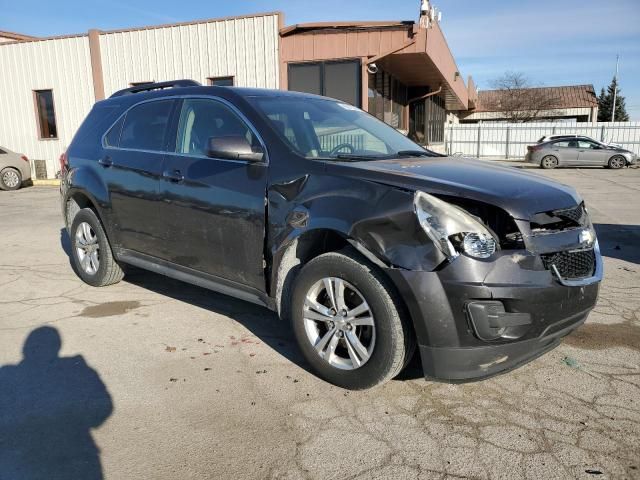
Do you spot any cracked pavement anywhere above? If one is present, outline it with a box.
[0,166,639,479]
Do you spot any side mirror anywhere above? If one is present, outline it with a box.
[206,136,264,162]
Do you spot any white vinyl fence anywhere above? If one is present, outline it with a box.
[445,122,640,159]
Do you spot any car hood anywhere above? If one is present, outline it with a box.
[326,156,582,220]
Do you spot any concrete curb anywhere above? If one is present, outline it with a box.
[32,179,61,186]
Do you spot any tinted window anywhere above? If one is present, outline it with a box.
[175,99,256,156]
[34,89,58,139]
[208,76,234,87]
[0,149,6,154]
[324,62,360,107]
[289,61,361,107]
[289,63,322,96]
[120,100,174,152]
[104,116,125,147]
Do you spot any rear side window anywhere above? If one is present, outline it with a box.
[104,116,125,147]
[120,100,174,152]
[553,141,571,148]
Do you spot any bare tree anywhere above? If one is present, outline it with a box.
[486,72,561,122]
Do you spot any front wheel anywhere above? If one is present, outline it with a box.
[290,249,415,390]
[608,155,626,169]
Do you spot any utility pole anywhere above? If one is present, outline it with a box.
[611,54,619,122]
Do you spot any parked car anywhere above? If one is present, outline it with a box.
[60,80,602,389]
[0,146,31,190]
[537,134,622,149]
[527,138,637,169]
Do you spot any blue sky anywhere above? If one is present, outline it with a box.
[2,0,639,119]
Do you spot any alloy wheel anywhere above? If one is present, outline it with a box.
[609,156,625,169]
[2,170,20,189]
[542,156,557,169]
[303,277,376,370]
[75,222,100,275]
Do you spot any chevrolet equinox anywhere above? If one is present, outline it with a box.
[60,80,602,390]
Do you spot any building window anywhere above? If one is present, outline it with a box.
[368,70,407,130]
[208,76,234,87]
[34,89,58,139]
[288,60,361,107]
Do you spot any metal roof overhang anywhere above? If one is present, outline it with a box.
[370,23,468,111]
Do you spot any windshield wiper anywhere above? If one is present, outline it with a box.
[334,153,386,161]
[396,150,437,157]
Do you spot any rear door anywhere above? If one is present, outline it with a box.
[577,140,607,166]
[102,99,176,257]
[551,140,580,165]
[160,97,268,291]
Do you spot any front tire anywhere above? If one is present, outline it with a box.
[70,208,124,287]
[0,168,22,190]
[608,155,626,169]
[291,249,415,390]
[540,155,558,169]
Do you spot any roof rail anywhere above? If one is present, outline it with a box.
[109,79,201,98]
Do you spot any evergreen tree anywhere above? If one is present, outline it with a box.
[598,77,629,122]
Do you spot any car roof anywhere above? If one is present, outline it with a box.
[100,83,334,107]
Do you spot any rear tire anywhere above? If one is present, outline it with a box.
[608,155,626,169]
[540,155,558,169]
[0,168,22,190]
[70,208,124,287]
[290,248,415,390]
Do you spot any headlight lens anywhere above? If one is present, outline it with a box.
[413,191,497,259]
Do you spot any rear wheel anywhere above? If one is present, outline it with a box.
[291,249,415,390]
[70,208,124,287]
[540,155,558,169]
[608,155,626,169]
[0,168,22,190]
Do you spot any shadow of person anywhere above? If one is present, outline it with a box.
[0,327,113,480]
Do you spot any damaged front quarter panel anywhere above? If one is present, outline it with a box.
[268,173,448,274]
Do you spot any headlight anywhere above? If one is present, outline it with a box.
[413,191,497,259]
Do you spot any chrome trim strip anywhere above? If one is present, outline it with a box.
[550,240,603,287]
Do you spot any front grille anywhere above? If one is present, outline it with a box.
[541,248,595,279]
[553,204,586,226]
[531,203,588,233]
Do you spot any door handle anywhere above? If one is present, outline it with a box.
[98,156,113,167]
[163,169,184,183]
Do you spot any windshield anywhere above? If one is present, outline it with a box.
[248,96,439,160]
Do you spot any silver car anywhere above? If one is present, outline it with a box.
[0,146,31,190]
[526,138,637,169]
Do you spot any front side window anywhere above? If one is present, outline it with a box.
[34,89,58,139]
[578,140,598,149]
[175,99,256,156]
[119,100,174,152]
[249,96,428,160]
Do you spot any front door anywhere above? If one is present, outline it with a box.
[102,99,176,257]
[160,98,268,291]
[577,140,607,166]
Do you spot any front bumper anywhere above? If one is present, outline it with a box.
[386,243,602,381]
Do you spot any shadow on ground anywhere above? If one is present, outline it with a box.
[0,327,113,480]
[594,223,640,265]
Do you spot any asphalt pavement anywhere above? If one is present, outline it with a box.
[0,166,638,479]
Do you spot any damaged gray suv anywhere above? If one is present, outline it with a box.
[60,81,602,390]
